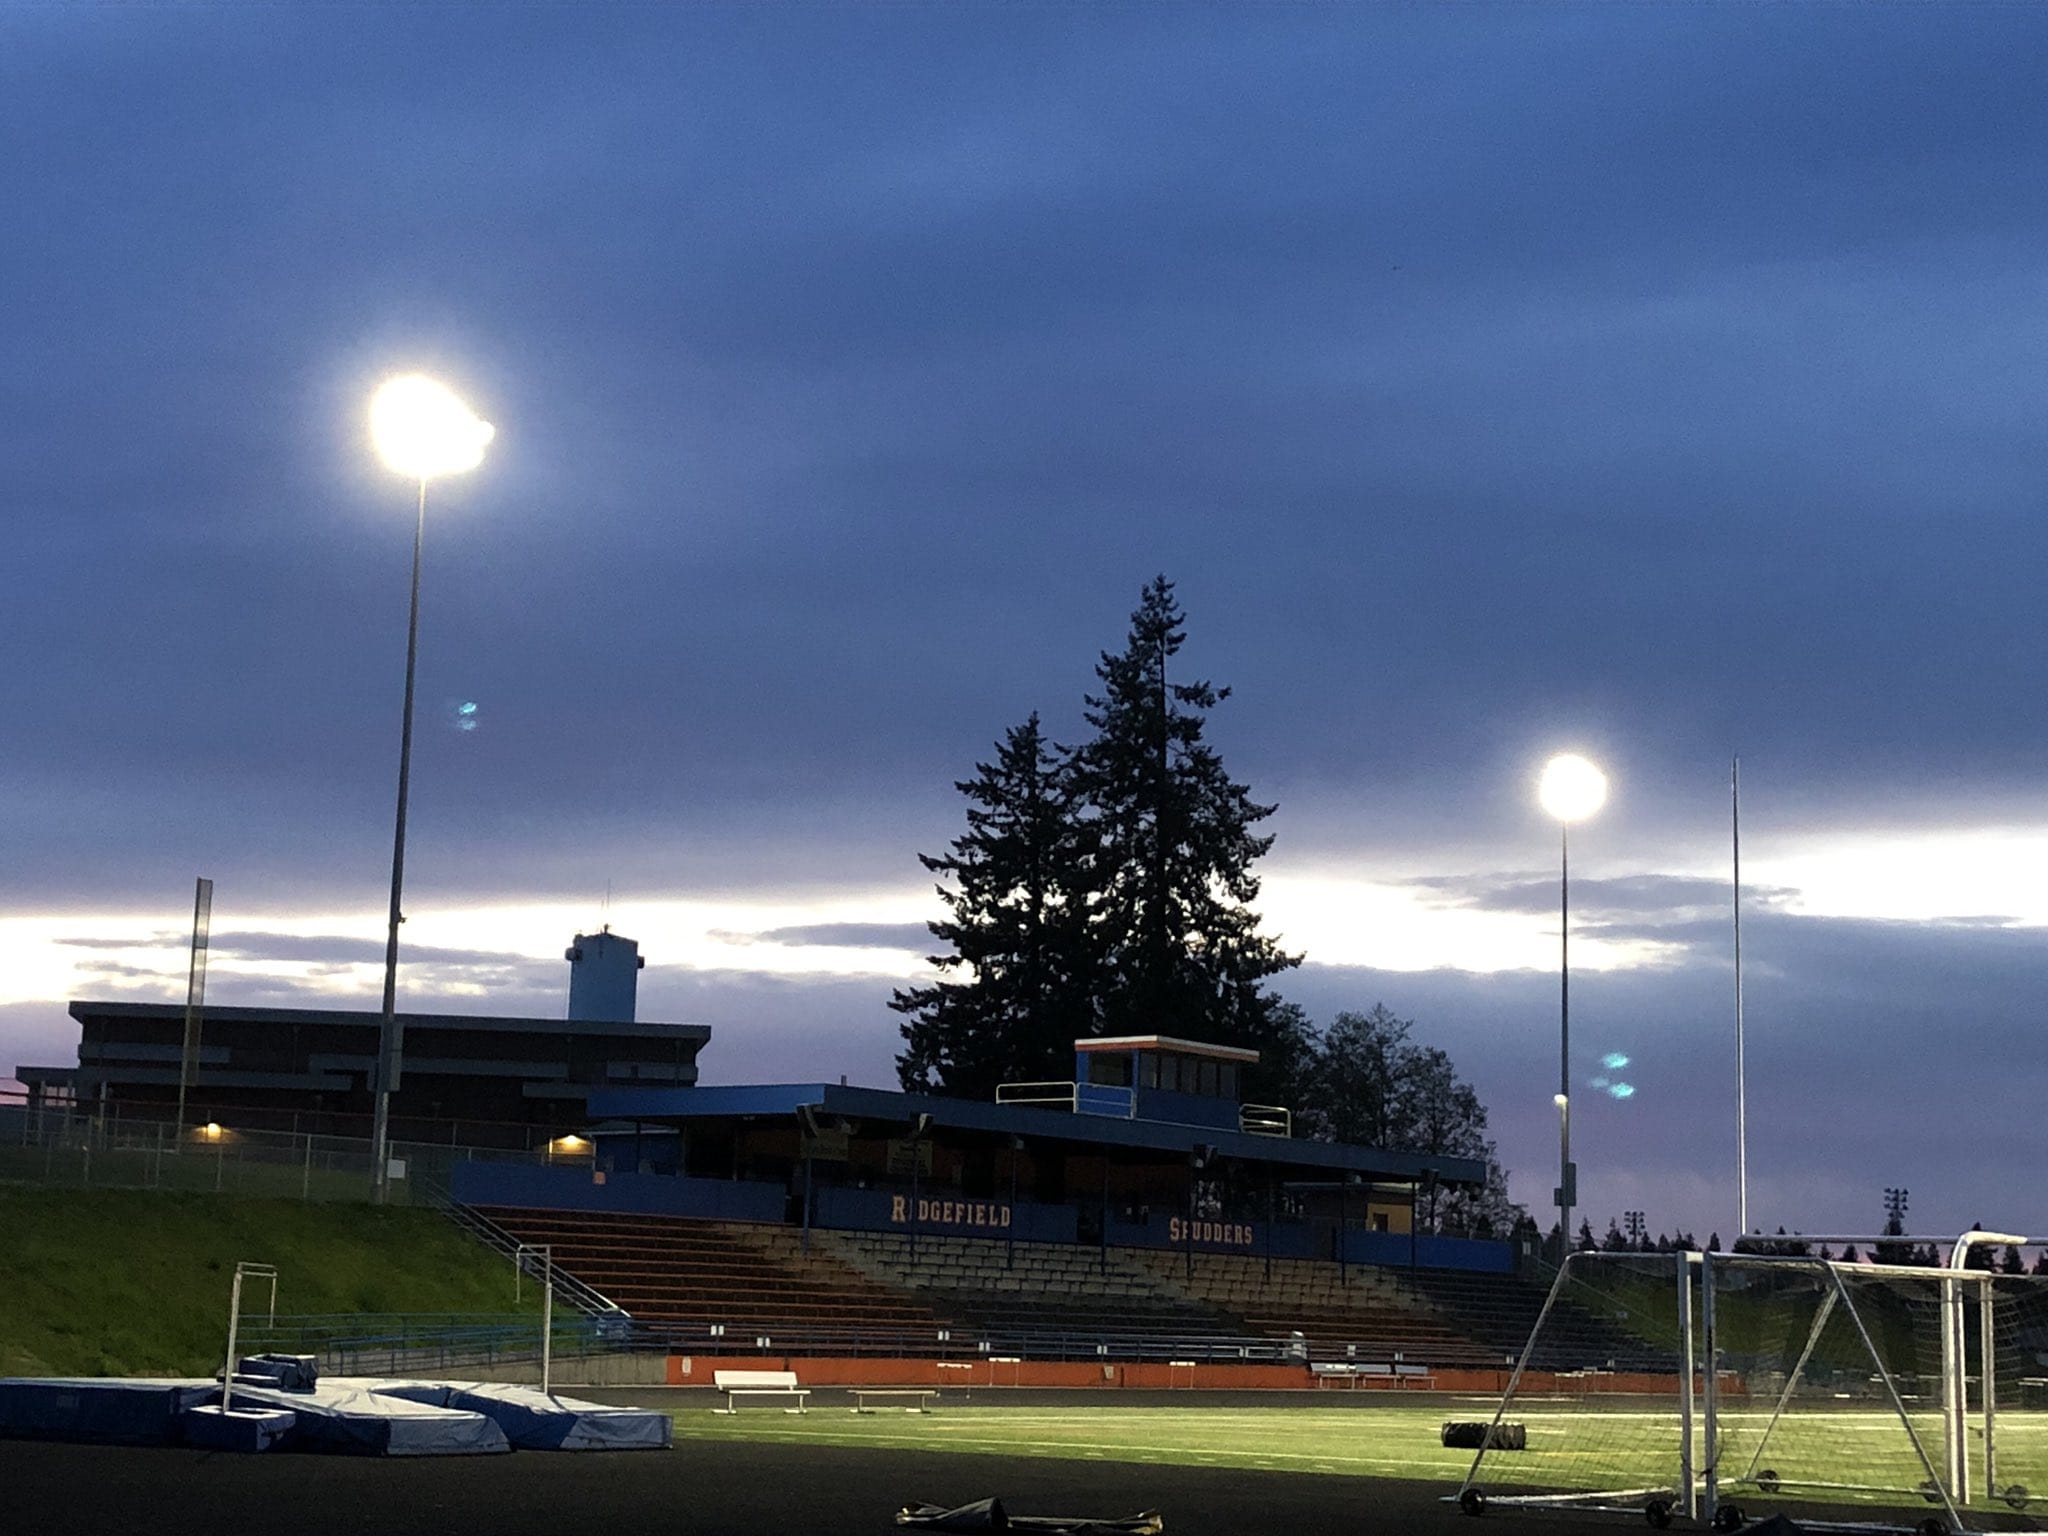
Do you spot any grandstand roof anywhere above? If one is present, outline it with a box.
[586,1081,1485,1187]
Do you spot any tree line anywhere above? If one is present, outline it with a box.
[890,576,1521,1237]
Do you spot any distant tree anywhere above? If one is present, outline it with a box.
[893,714,1094,1096]
[1708,1233,1721,1253]
[1297,1005,1411,1147]
[1577,1218,1598,1253]
[1841,1244,1862,1264]
[1295,1004,1520,1236]
[2002,1245,2027,1275]
[2032,1249,2048,1277]
[1875,1201,1911,1267]
[1068,576,1300,1072]
[1601,1219,1630,1253]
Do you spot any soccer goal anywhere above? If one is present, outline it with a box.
[1453,1245,2048,1534]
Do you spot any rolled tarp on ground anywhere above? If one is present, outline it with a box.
[367,1381,671,1450]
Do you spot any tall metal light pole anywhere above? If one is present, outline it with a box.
[367,375,494,1201]
[1538,752,1606,1257]
[1733,755,1748,1240]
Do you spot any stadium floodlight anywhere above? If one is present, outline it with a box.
[1538,752,1607,823]
[1538,753,1605,1257]
[366,374,493,1203]
[369,375,494,480]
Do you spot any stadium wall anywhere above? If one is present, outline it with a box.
[451,1162,1513,1271]
[660,1357,1695,1394]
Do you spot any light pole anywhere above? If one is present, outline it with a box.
[367,375,494,1201]
[1538,751,1606,1258]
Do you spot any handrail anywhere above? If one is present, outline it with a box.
[1239,1103,1291,1137]
[995,1080,1077,1108]
[444,1201,629,1320]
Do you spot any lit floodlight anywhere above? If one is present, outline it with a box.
[1553,1093,1568,1108]
[1539,753,1608,823]
[370,375,494,480]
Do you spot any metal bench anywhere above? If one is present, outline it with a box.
[852,1388,940,1414]
[713,1369,810,1413]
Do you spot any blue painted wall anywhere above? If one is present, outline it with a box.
[812,1186,1079,1243]
[452,1161,785,1222]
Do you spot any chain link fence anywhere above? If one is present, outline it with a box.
[0,1096,570,1205]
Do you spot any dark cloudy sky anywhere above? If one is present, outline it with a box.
[6,3,2047,1247]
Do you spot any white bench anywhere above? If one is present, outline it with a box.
[852,1388,939,1414]
[713,1369,809,1413]
[1311,1363,1363,1389]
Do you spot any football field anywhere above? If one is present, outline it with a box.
[667,1393,2048,1524]
[673,1399,1492,1480]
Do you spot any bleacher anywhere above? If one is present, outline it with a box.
[473,1207,948,1339]
[469,1205,1582,1369]
[1380,1264,1680,1373]
[817,1231,1250,1354]
[1137,1250,1507,1366]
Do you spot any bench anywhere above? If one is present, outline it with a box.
[852,1388,940,1414]
[1311,1363,1363,1389]
[713,1369,809,1413]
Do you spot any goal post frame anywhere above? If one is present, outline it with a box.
[1453,1242,2046,1533]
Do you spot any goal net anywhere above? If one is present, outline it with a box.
[1456,1250,2048,1533]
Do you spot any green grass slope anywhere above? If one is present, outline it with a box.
[0,1189,533,1378]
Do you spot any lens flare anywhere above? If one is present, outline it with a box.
[1602,1052,1630,1070]
[1607,1082,1636,1100]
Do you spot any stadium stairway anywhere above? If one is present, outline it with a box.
[470,1207,950,1341]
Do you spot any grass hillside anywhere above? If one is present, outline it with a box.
[0,1189,535,1377]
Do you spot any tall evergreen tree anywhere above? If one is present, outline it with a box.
[1068,576,1300,1069]
[892,714,1093,1096]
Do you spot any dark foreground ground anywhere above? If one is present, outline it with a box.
[0,1434,1574,1536]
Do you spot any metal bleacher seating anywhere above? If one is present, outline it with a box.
[471,1207,948,1342]
[814,1230,1251,1355]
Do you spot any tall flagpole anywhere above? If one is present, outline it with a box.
[1733,756,1748,1240]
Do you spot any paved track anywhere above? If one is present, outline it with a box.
[0,1435,1534,1536]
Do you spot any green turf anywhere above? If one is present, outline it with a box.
[0,1188,536,1377]
[670,1400,2048,1515]
[675,1403,1511,1481]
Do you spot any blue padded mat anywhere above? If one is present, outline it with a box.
[227,1380,509,1456]
[0,1378,214,1446]
[180,1403,297,1453]
[368,1381,671,1451]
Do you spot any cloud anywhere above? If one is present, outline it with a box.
[716,922,933,952]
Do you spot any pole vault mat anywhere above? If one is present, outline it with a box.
[362,1381,671,1450]
[222,1380,510,1456]
[0,1378,215,1446]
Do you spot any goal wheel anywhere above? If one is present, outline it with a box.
[1712,1504,1745,1532]
[1755,1470,1779,1495]
[1459,1488,1487,1517]
[2003,1484,2030,1511]
[1915,1520,1949,1536]
[1917,1479,1943,1504]
[1643,1498,1672,1529]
